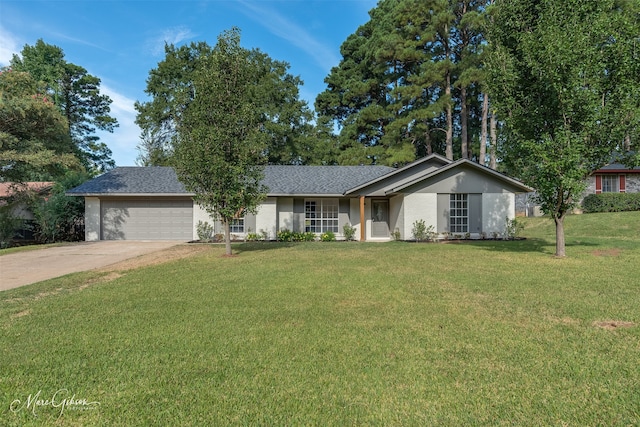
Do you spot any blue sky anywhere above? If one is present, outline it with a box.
[0,0,377,166]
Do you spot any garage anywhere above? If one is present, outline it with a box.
[101,197,193,240]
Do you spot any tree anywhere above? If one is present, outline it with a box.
[10,39,118,171]
[28,171,88,243]
[136,41,314,166]
[0,69,78,182]
[316,0,490,166]
[487,0,640,257]
[174,28,268,256]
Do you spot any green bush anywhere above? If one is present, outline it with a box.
[343,223,356,241]
[0,207,23,249]
[196,221,214,242]
[582,193,640,213]
[412,219,436,242]
[277,229,294,242]
[504,217,524,240]
[320,231,336,242]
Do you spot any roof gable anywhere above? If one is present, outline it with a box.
[345,154,452,196]
[388,160,532,194]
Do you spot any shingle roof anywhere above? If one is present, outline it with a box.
[67,165,396,196]
[66,167,188,195]
[263,165,394,195]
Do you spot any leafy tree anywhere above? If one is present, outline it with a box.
[28,171,88,243]
[487,0,640,256]
[174,28,268,256]
[0,69,78,181]
[316,0,490,166]
[135,40,315,165]
[10,39,118,171]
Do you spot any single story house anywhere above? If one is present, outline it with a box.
[585,162,640,195]
[66,154,532,241]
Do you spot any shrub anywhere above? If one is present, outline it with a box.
[0,207,23,249]
[277,229,294,242]
[343,223,356,241]
[412,220,435,242]
[504,217,525,240]
[391,228,402,241]
[320,231,336,241]
[196,221,215,242]
[300,231,316,242]
[582,193,640,213]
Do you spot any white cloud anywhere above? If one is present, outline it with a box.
[146,26,195,56]
[98,84,141,166]
[237,1,340,71]
[0,27,21,66]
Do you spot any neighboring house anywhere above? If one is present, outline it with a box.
[0,182,54,240]
[66,154,532,241]
[585,162,640,195]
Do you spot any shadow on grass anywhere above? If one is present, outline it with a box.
[234,241,297,253]
[461,238,600,254]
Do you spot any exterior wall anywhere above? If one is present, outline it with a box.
[85,197,101,241]
[255,197,278,240]
[389,195,404,239]
[192,203,211,240]
[403,192,437,240]
[628,175,640,193]
[278,197,294,231]
[411,167,521,195]
[482,193,514,237]
[349,198,362,240]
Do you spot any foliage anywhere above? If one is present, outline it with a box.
[320,231,336,242]
[10,39,118,172]
[277,229,316,242]
[173,28,268,256]
[2,213,640,425]
[196,221,215,242]
[411,219,436,242]
[342,223,356,241]
[0,206,23,249]
[0,69,79,181]
[487,0,640,256]
[582,193,640,213]
[391,228,402,241]
[135,38,317,166]
[316,0,491,166]
[503,217,524,240]
[27,172,88,243]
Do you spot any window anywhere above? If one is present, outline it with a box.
[230,217,244,233]
[601,175,618,193]
[450,194,468,233]
[305,199,339,233]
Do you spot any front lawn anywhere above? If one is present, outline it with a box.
[1,212,639,425]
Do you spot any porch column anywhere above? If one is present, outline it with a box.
[359,196,365,241]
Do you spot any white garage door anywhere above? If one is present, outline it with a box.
[101,197,193,240]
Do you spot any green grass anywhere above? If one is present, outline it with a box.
[1,212,639,426]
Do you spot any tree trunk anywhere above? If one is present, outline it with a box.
[424,123,433,155]
[445,72,453,160]
[460,86,468,159]
[224,219,232,256]
[489,110,497,170]
[624,134,631,152]
[479,93,488,166]
[554,214,566,257]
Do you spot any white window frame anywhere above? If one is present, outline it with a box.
[450,194,468,233]
[230,217,245,233]
[305,199,339,233]
[601,175,619,193]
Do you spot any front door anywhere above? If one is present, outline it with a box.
[371,200,389,238]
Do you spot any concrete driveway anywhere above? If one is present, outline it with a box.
[0,241,181,291]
